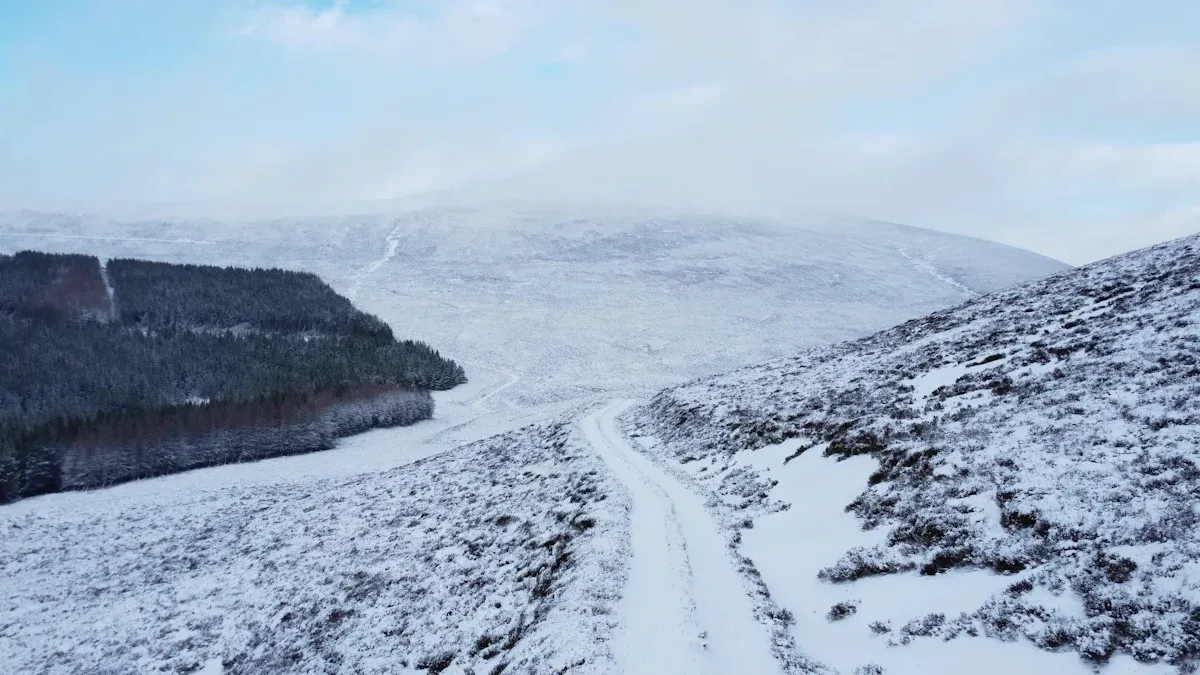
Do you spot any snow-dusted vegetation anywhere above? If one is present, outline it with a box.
[0,420,628,675]
[631,234,1200,670]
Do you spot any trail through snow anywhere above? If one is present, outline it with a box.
[895,245,977,297]
[581,399,782,675]
[422,360,523,445]
[348,224,402,301]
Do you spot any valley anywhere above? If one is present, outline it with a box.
[3,3,1191,672]
[1,206,1192,674]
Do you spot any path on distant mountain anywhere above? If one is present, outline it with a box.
[349,224,533,446]
[348,227,525,415]
[894,245,977,297]
[347,224,403,301]
[581,399,783,675]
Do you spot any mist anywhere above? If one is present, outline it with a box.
[1,0,1198,263]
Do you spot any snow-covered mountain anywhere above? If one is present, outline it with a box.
[626,232,1200,673]
[1,203,1100,675]
[0,205,1067,411]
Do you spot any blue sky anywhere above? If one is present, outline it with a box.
[1,0,1198,263]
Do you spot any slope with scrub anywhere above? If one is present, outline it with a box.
[630,233,1200,671]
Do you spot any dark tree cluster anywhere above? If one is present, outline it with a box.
[0,251,466,502]
[107,258,393,339]
[0,251,111,322]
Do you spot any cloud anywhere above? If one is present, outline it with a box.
[1004,205,1200,266]
[237,3,383,49]
[0,0,1197,263]
[236,0,544,61]
[613,0,1032,89]
[959,44,1200,141]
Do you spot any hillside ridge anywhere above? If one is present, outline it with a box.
[629,231,1200,670]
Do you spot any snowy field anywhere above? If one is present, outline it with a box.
[1,421,630,675]
[630,234,1200,672]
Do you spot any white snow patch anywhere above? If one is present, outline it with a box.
[908,362,970,404]
[740,440,1170,675]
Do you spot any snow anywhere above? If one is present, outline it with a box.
[581,400,781,675]
[739,440,1173,674]
[98,258,117,321]
[347,221,404,302]
[0,421,631,674]
[907,362,971,403]
[894,245,977,297]
[583,401,707,674]
[0,230,216,245]
[632,233,1200,671]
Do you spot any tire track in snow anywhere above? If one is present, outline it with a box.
[582,399,783,675]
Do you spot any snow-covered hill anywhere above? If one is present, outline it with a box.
[628,233,1200,673]
[0,205,1067,411]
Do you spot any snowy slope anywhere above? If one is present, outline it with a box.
[0,205,1067,412]
[0,421,630,675]
[628,233,1200,672]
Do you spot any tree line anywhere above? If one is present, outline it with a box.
[0,251,466,502]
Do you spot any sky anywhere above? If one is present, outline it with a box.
[0,0,1197,264]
